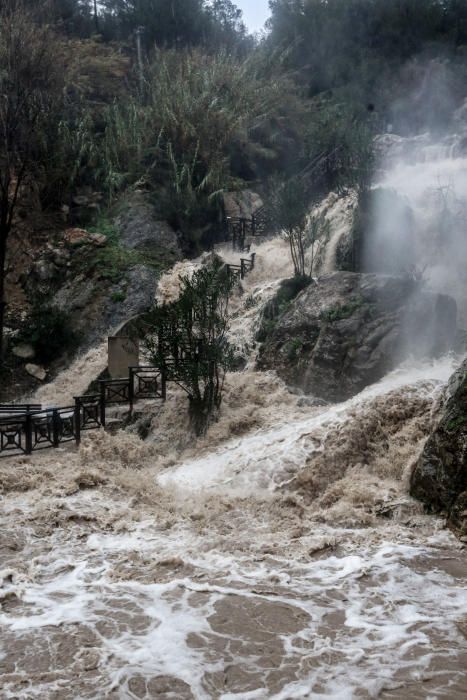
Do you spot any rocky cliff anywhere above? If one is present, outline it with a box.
[258,272,457,402]
[411,358,467,537]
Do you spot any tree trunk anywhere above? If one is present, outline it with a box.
[93,0,99,33]
[0,228,7,360]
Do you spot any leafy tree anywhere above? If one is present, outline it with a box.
[0,0,63,356]
[143,257,235,434]
[23,0,94,36]
[206,0,250,50]
[268,177,311,277]
[97,0,249,49]
[99,0,206,46]
[267,0,467,131]
[268,176,331,277]
[305,100,376,194]
[307,211,330,275]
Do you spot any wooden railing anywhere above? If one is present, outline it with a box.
[0,405,77,456]
[224,253,256,281]
[0,366,166,458]
[226,208,271,251]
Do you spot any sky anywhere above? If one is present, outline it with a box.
[235,0,271,33]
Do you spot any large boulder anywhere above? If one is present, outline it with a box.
[113,192,181,262]
[223,190,263,219]
[52,264,160,346]
[411,358,467,537]
[257,272,457,402]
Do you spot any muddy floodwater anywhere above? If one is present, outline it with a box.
[1,354,467,699]
[1,478,466,699]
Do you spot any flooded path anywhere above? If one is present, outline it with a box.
[1,357,466,699]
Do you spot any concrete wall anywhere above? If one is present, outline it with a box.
[108,337,139,379]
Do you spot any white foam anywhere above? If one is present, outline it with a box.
[1,507,466,699]
[158,356,457,496]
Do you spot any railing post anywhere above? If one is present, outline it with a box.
[52,409,60,448]
[100,383,106,428]
[129,367,135,416]
[240,259,246,279]
[25,409,32,455]
[251,252,256,270]
[161,368,167,400]
[240,218,246,252]
[74,398,81,445]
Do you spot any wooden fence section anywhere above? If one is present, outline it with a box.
[0,366,165,458]
[224,253,256,281]
[226,207,271,251]
[0,406,77,457]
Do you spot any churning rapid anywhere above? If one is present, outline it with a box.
[1,137,467,699]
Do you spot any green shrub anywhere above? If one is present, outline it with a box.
[322,298,363,323]
[111,290,126,303]
[286,338,304,361]
[257,275,312,341]
[19,305,80,364]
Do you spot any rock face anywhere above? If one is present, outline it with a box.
[223,190,263,219]
[52,265,161,347]
[113,192,181,261]
[25,364,47,381]
[258,272,457,402]
[411,359,467,536]
[12,344,35,360]
[43,193,182,348]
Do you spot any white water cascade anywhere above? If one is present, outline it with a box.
[373,131,467,325]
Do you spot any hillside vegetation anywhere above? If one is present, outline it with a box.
[2,0,467,380]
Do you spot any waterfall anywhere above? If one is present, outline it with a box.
[372,131,467,324]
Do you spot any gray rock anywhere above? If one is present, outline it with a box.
[34,259,57,282]
[12,344,35,360]
[223,190,263,219]
[50,248,70,267]
[53,273,96,314]
[52,264,160,347]
[114,192,181,260]
[258,272,457,402]
[64,228,107,247]
[88,233,107,246]
[25,363,47,381]
[411,358,467,536]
